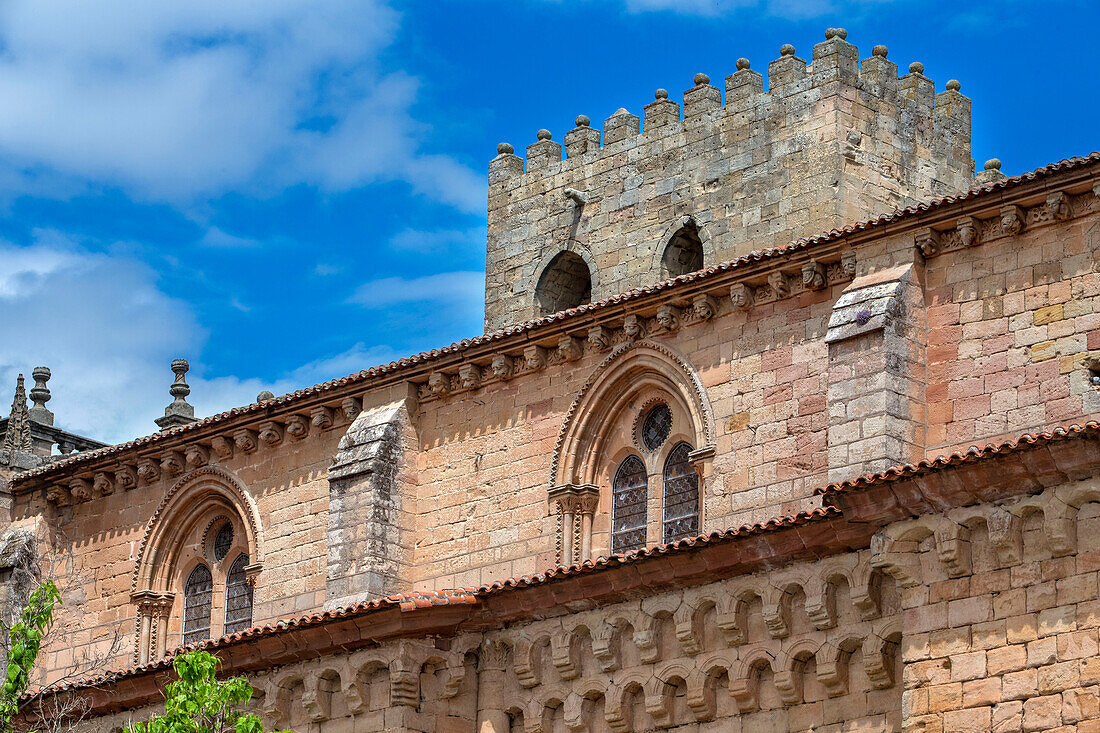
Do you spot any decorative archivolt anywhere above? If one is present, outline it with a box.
[551,339,717,489]
[130,465,265,597]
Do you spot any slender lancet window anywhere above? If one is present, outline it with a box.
[182,564,213,645]
[662,442,699,543]
[224,554,253,635]
[612,455,648,553]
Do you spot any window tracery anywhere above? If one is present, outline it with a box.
[662,442,700,543]
[641,403,672,451]
[182,564,213,645]
[612,455,648,554]
[224,554,253,635]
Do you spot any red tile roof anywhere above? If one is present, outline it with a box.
[12,152,1100,486]
[816,422,1100,497]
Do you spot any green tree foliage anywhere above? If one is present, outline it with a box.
[127,650,290,733]
[0,579,61,733]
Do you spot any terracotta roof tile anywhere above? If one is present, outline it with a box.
[13,152,1100,486]
[816,422,1100,497]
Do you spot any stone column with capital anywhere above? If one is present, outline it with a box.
[549,484,601,564]
[476,639,511,733]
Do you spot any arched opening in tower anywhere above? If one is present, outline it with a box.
[661,225,704,278]
[535,251,592,315]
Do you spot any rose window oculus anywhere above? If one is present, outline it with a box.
[642,403,672,451]
[213,523,234,561]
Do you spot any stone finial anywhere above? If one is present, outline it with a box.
[28,366,53,426]
[536,129,552,141]
[693,73,710,86]
[872,45,888,58]
[908,62,924,74]
[496,142,514,155]
[736,58,751,70]
[2,374,32,453]
[946,79,961,92]
[654,88,668,100]
[984,158,1001,171]
[574,115,590,127]
[780,44,796,57]
[154,358,198,430]
[825,27,847,40]
[256,390,274,402]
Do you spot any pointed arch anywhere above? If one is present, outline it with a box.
[653,215,715,281]
[131,465,264,597]
[551,340,716,489]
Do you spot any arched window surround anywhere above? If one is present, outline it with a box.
[551,341,716,560]
[130,465,263,663]
[529,244,601,319]
[651,215,716,283]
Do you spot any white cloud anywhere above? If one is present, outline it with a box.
[0,233,401,445]
[348,271,485,309]
[389,227,485,253]
[0,0,484,212]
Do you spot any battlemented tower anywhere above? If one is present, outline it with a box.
[484,29,974,331]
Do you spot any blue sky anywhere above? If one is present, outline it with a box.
[1,0,1096,444]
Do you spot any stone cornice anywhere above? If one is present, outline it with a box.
[11,154,1100,493]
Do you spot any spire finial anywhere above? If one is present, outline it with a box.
[28,366,53,426]
[3,374,32,453]
[155,358,198,430]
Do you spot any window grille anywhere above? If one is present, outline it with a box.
[182,564,213,645]
[213,522,234,561]
[641,403,672,451]
[662,442,699,543]
[224,554,253,635]
[612,455,648,554]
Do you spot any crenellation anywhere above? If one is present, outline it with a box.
[486,28,976,331]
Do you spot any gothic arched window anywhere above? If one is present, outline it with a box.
[612,455,648,554]
[182,564,213,645]
[224,554,253,635]
[662,442,699,543]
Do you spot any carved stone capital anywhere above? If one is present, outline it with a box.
[548,484,600,516]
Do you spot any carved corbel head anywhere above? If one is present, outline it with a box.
[210,436,233,460]
[115,464,138,490]
[459,364,482,391]
[622,314,644,341]
[490,354,514,381]
[185,444,209,467]
[523,345,547,372]
[557,335,583,362]
[801,260,827,291]
[586,325,611,352]
[341,396,362,421]
[258,421,283,446]
[69,477,93,502]
[1046,191,1071,222]
[233,428,258,454]
[1000,204,1025,236]
[285,414,309,441]
[691,293,717,321]
[93,471,114,496]
[136,458,160,484]
[160,451,186,477]
[956,217,978,248]
[841,251,857,279]
[428,371,451,397]
[915,228,940,257]
[310,406,334,430]
[654,304,680,333]
[768,272,790,299]
[730,283,753,311]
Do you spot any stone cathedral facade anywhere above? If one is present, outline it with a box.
[4,27,1100,733]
